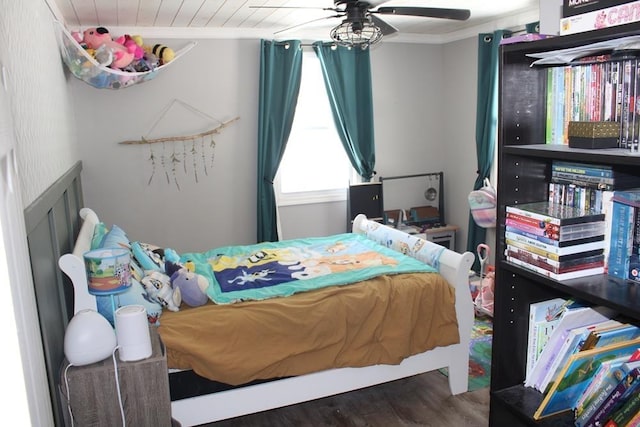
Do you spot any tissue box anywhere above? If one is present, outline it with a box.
[568,121,619,149]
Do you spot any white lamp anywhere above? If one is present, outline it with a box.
[64,309,117,366]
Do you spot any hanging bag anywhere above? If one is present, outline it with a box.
[468,178,497,228]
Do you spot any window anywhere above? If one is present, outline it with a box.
[275,52,354,206]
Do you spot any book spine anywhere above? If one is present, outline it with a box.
[506,211,547,228]
[575,360,623,419]
[575,364,632,426]
[608,202,635,279]
[505,219,561,241]
[546,67,554,144]
[506,205,562,226]
[555,66,566,145]
[506,226,560,246]
[552,172,615,187]
[506,247,604,273]
[606,380,640,427]
[506,256,604,281]
[584,368,640,427]
[505,219,554,237]
[505,231,605,256]
[552,162,613,179]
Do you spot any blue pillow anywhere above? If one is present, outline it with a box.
[131,241,164,272]
[100,224,130,250]
[96,278,163,326]
[90,222,109,250]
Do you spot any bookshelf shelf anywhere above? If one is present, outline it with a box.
[491,21,640,427]
[492,386,575,426]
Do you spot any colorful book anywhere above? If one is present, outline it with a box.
[581,323,640,351]
[574,354,632,419]
[506,201,605,227]
[507,255,604,281]
[538,322,606,394]
[580,362,640,427]
[525,304,617,390]
[533,337,640,420]
[608,200,635,279]
[525,298,567,382]
[505,225,604,248]
[604,386,640,427]
[505,232,606,257]
[505,217,605,242]
[506,246,604,274]
[551,161,638,189]
[506,237,604,262]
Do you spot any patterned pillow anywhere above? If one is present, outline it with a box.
[358,220,445,271]
[93,224,163,325]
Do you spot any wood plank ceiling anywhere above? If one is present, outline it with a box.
[48,0,540,44]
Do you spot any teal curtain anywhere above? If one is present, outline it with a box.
[466,30,510,270]
[257,39,303,242]
[313,42,376,181]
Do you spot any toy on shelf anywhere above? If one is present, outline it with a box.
[54,21,196,90]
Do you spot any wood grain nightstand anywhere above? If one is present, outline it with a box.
[60,326,171,426]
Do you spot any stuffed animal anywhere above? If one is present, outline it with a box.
[122,35,144,60]
[141,271,181,312]
[82,27,135,69]
[165,261,208,307]
[145,44,175,65]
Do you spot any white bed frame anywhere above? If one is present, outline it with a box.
[59,209,475,426]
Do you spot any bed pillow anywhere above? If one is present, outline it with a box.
[96,278,163,326]
[358,220,445,271]
[90,222,109,250]
[131,241,165,272]
[100,224,130,250]
[94,224,164,324]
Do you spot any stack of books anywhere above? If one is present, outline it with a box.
[525,298,640,424]
[505,201,606,280]
[549,161,637,212]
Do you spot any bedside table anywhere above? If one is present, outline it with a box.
[60,326,171,426]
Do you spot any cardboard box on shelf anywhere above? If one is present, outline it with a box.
[560,1,640,35]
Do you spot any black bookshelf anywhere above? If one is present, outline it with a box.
[491,22,640,426]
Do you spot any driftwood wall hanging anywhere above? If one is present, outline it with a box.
[119,99,239,190]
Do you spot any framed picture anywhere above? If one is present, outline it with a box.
[534,336,640,419]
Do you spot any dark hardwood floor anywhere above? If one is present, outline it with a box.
[201,370,490,427]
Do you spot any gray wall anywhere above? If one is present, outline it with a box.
[1,0,80,424]
[72,39,479,254]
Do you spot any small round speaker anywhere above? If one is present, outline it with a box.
[64,309,117,366]
[115,305,152,362]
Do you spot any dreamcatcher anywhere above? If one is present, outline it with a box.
[119,99,239,190]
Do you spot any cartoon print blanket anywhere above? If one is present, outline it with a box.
[179,233,438,304]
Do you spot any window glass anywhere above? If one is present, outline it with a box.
[276,52,353,206]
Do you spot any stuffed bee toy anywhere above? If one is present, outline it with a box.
[151,44,175,65]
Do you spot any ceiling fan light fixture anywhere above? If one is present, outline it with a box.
[330,19,382,48]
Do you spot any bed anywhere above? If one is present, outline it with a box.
[27,162,475,426]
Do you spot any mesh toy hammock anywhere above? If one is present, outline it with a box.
[54,21,196,90]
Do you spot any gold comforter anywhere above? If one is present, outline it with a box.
[158,272,459,385]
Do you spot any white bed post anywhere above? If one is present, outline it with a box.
[58,208,99,314]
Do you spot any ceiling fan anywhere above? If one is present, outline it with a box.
[251,1,470,48]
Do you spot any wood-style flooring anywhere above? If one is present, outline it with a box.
[201,370,490,427]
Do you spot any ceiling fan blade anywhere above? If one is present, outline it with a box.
[249,6,337,11]
[370,15,397,36]
[274,14,342,35]
[374,7,470,21]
